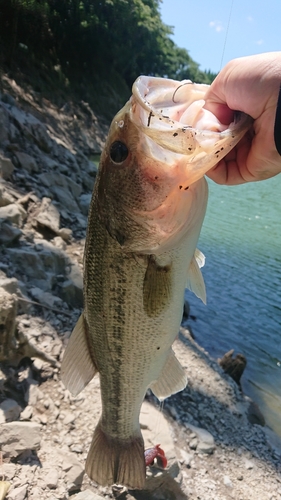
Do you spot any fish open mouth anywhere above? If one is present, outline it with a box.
[130,76,253,182]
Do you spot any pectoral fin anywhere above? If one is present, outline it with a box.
[143,256,172,317]
[186,249,206,304]
[149,349,187,401]
[61,313,98,396]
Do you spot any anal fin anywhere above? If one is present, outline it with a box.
[149,349,187,401]
[61,313,97,396]
[86,420,146,489]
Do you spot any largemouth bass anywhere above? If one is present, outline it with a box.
[61,76,252,489]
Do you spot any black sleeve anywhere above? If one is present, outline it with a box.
[274,84,281,156]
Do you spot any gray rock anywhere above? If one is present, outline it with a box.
[0,184,15,206]
[44,469,59,489]
[27,487,43,500]
[30,122,53,153]
[188,437,198,450]
[223,475,233,487]
[58,227,72,242]
[40,153,59,170]
[7,240,69,283]
[244,458,255,470]
[59,279,83,307]
[0,290,17,363]
[0,421,41,458]
[29,287,63,308]
[187,424,216,454]
[35,197,60,234]
[1,463,17,481]
[59,263,83,307]
[52,236,67,250]
[51,185,80,212]
[247,401,265,426]
[0,398,22,422]
[38,172,82,200]
[61,453,84,491]
[63,412,76,425]
[0,103,10,144]
[1,93,16,106]
[0,276,26,300]
[79,193,91,216]
[0,154,15,180]
[179,449,193,466]
[74,491,104,500]
[33,197,72,241]
[0,220,22,245]
[14,152,39,173]
[75,212,87,229]
[0,203,27,227]
[7,484,27,500]
[25,380,44,405]
[6,248,47,279]
[20,405,33,421]
[34,239,69,274]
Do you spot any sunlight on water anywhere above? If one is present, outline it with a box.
[184,175,281,435]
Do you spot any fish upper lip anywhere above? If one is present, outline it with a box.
[132,75,253,134]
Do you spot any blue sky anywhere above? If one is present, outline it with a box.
[160,0,281,74]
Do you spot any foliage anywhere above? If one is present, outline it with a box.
[0,0,216,80]
[0,0,216,117]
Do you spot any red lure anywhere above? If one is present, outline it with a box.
[144,444,168,469]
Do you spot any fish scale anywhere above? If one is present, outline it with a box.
[61,75,252,489]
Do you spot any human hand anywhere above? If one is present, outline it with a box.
[204,52,281,185]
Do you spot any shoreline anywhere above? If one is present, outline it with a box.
[1,77,281,499]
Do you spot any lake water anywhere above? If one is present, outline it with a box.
[183,175,281,436]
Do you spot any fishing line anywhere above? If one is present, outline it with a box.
[220,0,235,70]
[152,399,165,442]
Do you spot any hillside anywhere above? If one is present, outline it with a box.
[1,61,281,500]
[1,2,281,498]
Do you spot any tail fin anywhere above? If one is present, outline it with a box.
[85,420,146,489]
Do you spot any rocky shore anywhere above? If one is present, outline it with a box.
[1,75,281,500]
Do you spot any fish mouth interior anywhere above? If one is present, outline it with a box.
[132,76,228,133]
[130,76,253,179]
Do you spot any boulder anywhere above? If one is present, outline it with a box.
[0,203,27,227]
[0,398,22,423]
[6,484,27,500]
[34,197,60,234]
[0,421,41,458]
[0,184,15,206]
[51,185,80,212]
[0,220,22,245]
[0,289,17,363]
[78,193,91,216]
[38,172,82,200]
[60,452,84,492]
[219,349,247,385]
[0,154,15,180]
[187,424,216,454]
[14,151,39,173]
[74,491,104,500]
[0,103,10,144]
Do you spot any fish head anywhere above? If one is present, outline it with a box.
[97,76,253,254]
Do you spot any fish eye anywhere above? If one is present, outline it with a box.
[110,141,129,163]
